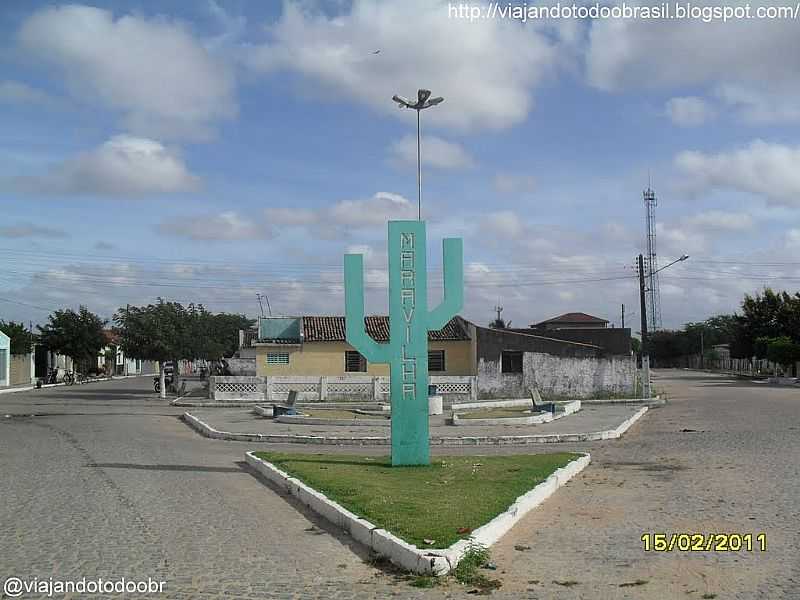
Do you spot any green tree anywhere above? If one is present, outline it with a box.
[114,300,253,398]
[37,307,106,372]
[114,299,187,398]
[765,336,800,376]
[0,320,33,355]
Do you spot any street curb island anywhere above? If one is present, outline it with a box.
[244,451,591,575]
[182,406,648,446]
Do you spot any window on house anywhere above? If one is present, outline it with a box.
[501,350,523,373]
[345,350,367,372]
[428,349,446,372]
[266,352,290,365]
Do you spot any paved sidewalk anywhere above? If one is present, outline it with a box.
[187,404,647,441]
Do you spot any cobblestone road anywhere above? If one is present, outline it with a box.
[1,371,797,599]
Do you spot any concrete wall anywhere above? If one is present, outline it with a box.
[255,340,473,377]
[475,326,601,363]
[10,353,33,386]
[477,351,635,399]
[510,327,631,355]
[0,331,8,387]
[225,357,256,376]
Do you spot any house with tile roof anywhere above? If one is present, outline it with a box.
[252,315,473,378]
[532,312,609,331]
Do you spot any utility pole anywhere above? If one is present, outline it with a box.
[621,304,625,329]
[700,329,705,370]
[638,254,651,399]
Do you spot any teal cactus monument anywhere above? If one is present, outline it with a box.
[344,221,463,466]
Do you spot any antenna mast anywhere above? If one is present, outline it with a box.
[643,185,662,331]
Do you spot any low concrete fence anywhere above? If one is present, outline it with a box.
[209,376,267,402]
[208,375,477,403]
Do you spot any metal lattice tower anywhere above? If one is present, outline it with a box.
[643,186,662,331]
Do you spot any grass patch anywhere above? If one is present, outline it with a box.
[453,544,501,591]
[253,451,580,548]
[457,407,536,419]
[409,575,440,588]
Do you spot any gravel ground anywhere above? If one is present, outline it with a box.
[1,371,797,599]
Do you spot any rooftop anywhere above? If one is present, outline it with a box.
[533,312,609,327]
[257,316,470,344]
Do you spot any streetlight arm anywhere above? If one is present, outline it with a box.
[652,254,689,276]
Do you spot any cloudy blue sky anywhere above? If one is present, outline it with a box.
[1,0,799,331]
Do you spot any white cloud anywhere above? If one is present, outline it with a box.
[716,83,800,124]
[159,211,274,241]
[675,140,800,207]
[665,96,716,127]
[245,0,558,131]
[266,192,417,236]
[785,229,800,249]
[14,135,201,197]
[493,173,536,195]
[389,135,473,169]
[484,211,525,240]
[586,4,800,123]
[18,4,236,140]
[683,210,754,232]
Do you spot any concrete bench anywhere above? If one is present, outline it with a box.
[273,390,299,417]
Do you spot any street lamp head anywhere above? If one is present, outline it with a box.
[392,94,411,108]
[417,89,432,105]
[424,96,444,108]
[680,254,690,261]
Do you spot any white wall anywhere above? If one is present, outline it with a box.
[478,352,635,399]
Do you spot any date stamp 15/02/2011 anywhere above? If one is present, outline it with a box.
[641,533,767,552]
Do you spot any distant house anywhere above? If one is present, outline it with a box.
[253,315,473,377]
[532,312,609,331]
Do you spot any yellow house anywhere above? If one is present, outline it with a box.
[254,316,473,377]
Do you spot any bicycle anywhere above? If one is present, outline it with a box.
[64,371,86,386]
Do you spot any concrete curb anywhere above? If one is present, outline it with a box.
[245,451,590,575]
[0,373,150,395]
[451,400,581,427]
[451,398,533,411]
[171,400,262,408]
[184,406,648,446]
[253,405,273,417]
[276,415,391,427]
[580,395,664,405]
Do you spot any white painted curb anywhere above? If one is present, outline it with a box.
[276,415,391,427]
[245,451,590,575]
[183,406,649,446]
[452,400,581,427]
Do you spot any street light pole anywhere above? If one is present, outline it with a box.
[417,109,422,220]
[392,89,444,221]
[637,252,689,399]
[638,254,650,400]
